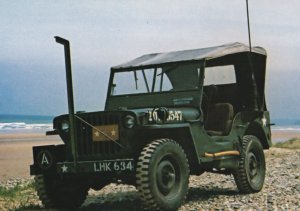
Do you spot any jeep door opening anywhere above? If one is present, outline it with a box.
[30,39,271,210]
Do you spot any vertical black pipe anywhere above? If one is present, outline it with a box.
[151,68,157,92]
[54,36,78,169]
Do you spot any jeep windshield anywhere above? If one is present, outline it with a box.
[110,63,201,96]
[105,63,204,110]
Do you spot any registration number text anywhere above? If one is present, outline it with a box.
[93,160,134,172]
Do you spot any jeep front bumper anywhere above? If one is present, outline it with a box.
[30,144,134,175]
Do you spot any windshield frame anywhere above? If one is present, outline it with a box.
[104,61,205,110]
[108,62,204,97]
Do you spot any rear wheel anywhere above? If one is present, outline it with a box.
[233,135,266,193]
[136,139,190,211]
[35,175,88,209]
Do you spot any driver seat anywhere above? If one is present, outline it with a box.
[204,103,234,136]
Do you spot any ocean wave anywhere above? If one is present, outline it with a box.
[0,122,52,130]
[272,126,300,131]
[1,122,300,132]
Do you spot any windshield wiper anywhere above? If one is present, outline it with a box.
[151,68,157,92]
[134,71,138,90]
[142,69,150,93]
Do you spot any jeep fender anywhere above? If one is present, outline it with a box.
[138,123,200,174]
[232,111,271,149]
[245,120,271,149]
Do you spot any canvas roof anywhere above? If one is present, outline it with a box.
[112,42,266,70]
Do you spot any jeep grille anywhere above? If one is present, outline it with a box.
[76,113,122,159]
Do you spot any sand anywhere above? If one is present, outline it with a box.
[0,134,62,182]
[271,130,300,142]
[0,130,299,182]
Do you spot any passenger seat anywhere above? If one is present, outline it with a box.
[204,103,234,136]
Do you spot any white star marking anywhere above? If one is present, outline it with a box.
[262,117,267,127]
[61,165,68,173]
[111,129,116,136]
[94,131,100,137]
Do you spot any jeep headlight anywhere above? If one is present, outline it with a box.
[124,115,135,129]
[61,121,70,132]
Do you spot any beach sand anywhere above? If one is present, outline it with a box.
[0,130,299,182]
[271,130,300,142]
[0,134,62,182]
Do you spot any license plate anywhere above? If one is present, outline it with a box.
[93,159,134,172]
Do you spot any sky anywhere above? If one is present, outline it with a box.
[0,1,299,120]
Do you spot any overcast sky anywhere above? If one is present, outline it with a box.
[0,1,299,119]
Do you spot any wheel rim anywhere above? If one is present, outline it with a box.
[156,157,179,196]
[248,152,258,178]
[246,149,262,183]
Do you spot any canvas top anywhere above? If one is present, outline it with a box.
[112,42,266,70]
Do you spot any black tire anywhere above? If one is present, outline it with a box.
[136,139,190,211]
[233,135,266,193]
[35,175,88,209]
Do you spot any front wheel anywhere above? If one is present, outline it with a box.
[233,135,266,193]
[35,175,88,209]
[136,139,190,211]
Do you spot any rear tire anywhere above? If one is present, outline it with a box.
[233,135,266,193]
[136,139,189,211]
[35,175,88,209]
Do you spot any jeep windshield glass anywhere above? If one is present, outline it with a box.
[111,63,201,96]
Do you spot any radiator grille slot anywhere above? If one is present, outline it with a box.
[76,113,122,158]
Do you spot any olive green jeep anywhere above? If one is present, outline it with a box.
[30,38,271,210]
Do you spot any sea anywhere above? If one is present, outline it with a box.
[0,114,53,134]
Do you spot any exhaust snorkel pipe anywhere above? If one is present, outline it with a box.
[55,36,78,170]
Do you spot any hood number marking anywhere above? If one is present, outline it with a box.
[149,109,182,122]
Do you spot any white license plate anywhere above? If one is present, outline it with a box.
[93,159,134,172]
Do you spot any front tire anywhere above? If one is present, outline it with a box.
[233,135,266,193]
[136,139,190,211]
[35,175,88,209]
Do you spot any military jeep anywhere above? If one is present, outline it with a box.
[30,38,271,210]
